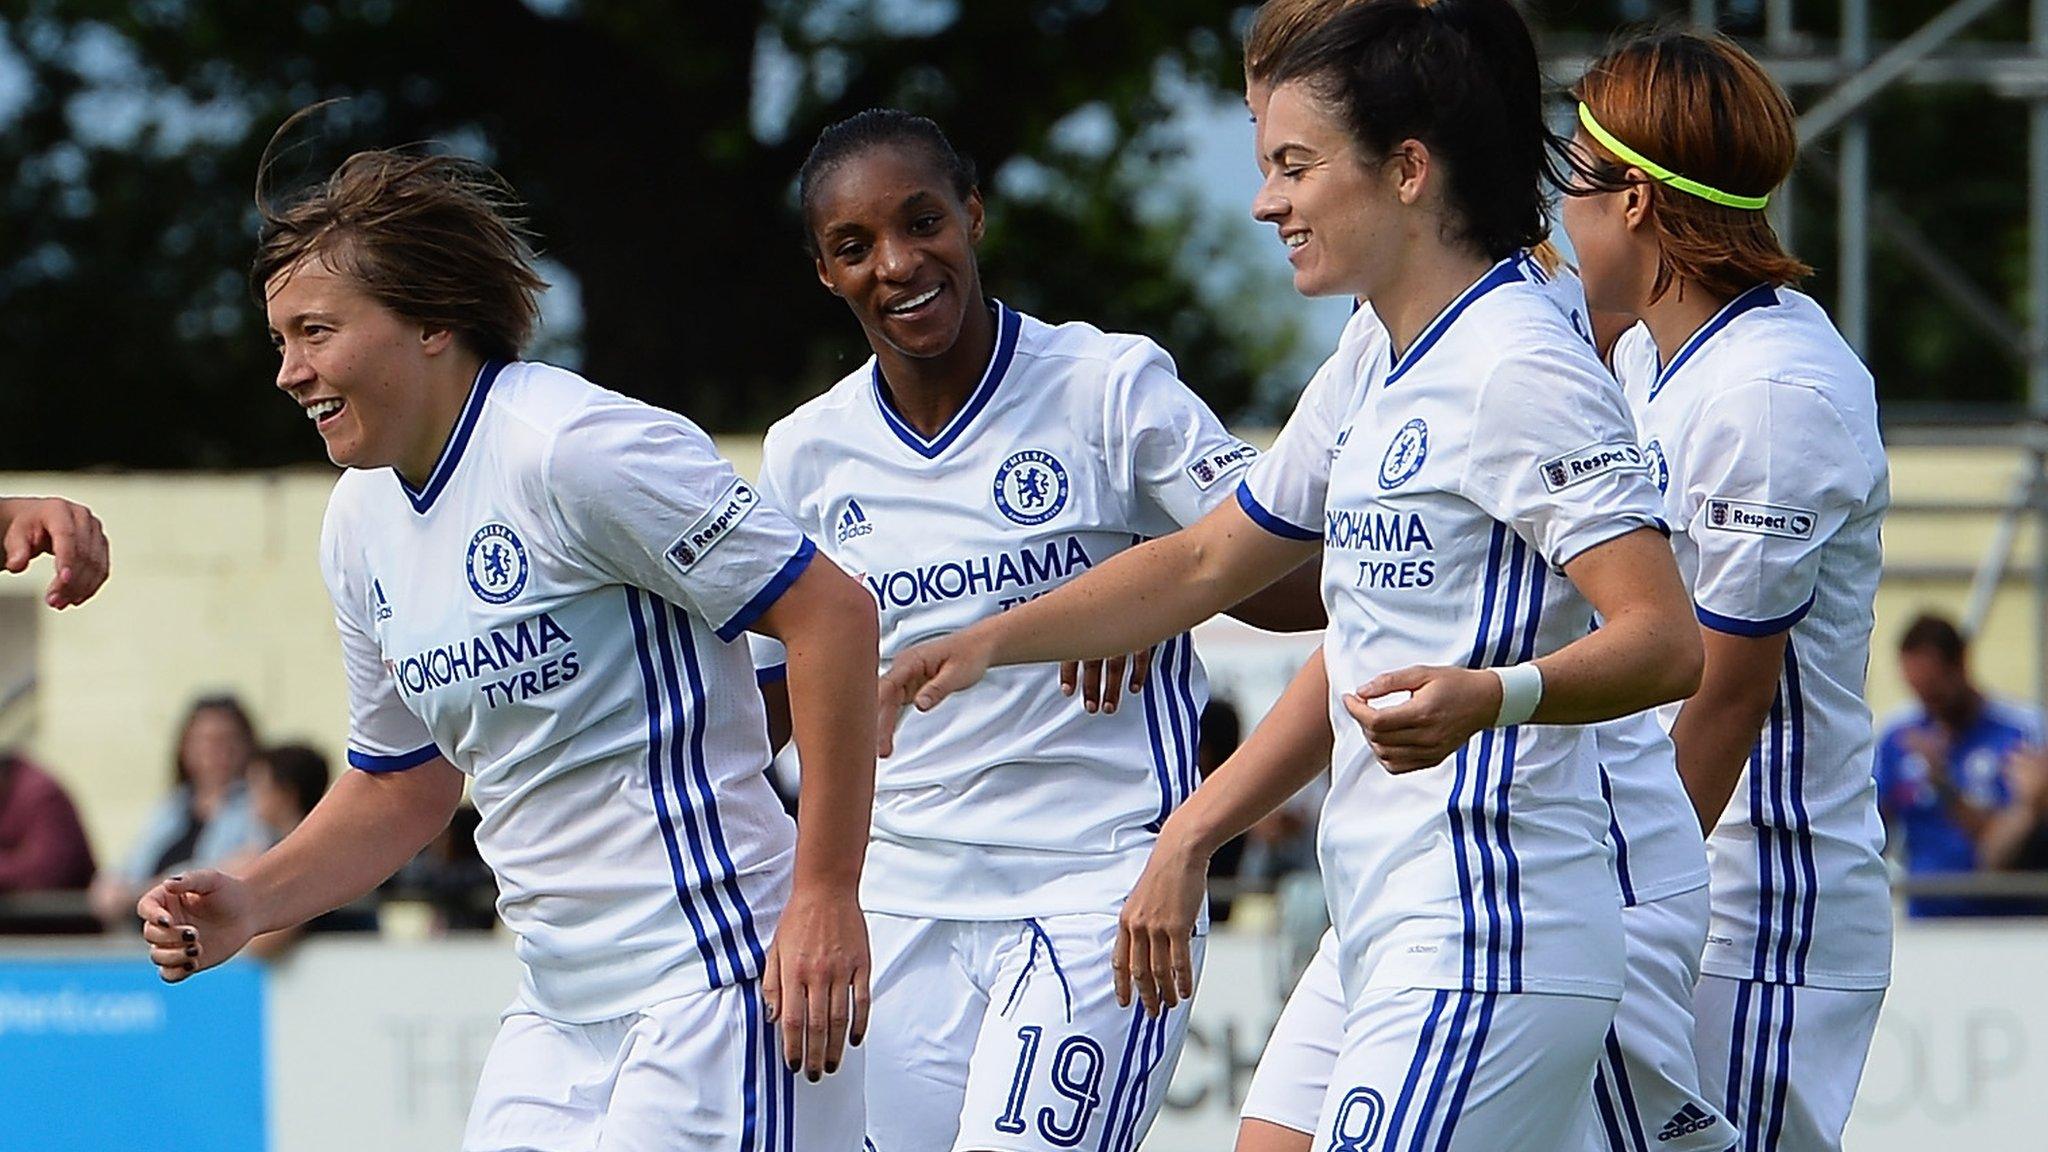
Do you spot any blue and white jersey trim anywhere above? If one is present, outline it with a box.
[399,360,505,514]
[716,537,818,642]
[1696,592,1815,639]
[871,303,1022,459]
[1449,521,1542,993]
[626,587,768,989]
[347,742,442,773]
[1749,638,1820,984]
[1139,631,1202,832]
[1652,285,1779,401]
[1234,481,1319,541]
[1385,258,1527,388]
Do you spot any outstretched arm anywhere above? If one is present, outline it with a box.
[1119,647,1333,1015]
[1,495,109,608]
[879,498,1319,749]
[139,759,464,980]
[752,556,879,1080]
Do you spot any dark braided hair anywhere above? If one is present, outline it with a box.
[797,108,978,255]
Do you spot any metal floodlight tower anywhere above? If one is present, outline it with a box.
[1550,0,2048,711]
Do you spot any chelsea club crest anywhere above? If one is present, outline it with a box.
[467,523,529,604]
[1379,419,1429,490]
[994,450,1070,526]
[1645,439,1670,493]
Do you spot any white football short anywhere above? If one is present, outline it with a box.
[863,910,1203,1152]
[1310,983,1615,1152]
[1586,886,1733,1152]
[1693,974,1884,1152]
[1239,927,1344,1137]
[1244,892,1733,1152]
[462,980,866,1151]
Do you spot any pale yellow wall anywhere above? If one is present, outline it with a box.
[3,438,2040,870]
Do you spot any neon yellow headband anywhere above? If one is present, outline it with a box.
[1576,103,1770,211]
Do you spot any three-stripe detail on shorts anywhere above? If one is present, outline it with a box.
[742,990,795,1152]
[1724,980,1797,1151]
[1095,1007,1171,1152]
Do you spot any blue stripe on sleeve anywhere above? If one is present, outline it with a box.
[1234,481,1320,541]
[754,663,788,686]
[347,743,441,773]
[717,538,818,643]
[1695,592,1815,638]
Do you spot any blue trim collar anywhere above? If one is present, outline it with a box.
[399,359,507,514]
[1653,284,1779,400]
[1384,257,1527,387]
[871,302,1021,460]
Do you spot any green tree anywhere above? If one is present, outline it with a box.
[0,0,1289,469]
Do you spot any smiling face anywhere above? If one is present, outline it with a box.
[807,143,987,363]
[266,254,458,478]
[1250,80,1394,300]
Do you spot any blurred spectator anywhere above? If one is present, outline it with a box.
[0,748,95,892]
[239,743,375,955]
[88,694,270,927]
[248,742,331,841]
[1873,613,2044,916]
[1982,748,2048,876]
[1199,699,1246,921]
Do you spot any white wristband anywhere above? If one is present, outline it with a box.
[1490,664,1544,727]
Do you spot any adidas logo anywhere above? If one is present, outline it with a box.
[1657,1103,1716,1142]
[836,498,874,544]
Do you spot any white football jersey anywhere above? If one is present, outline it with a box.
[1612,286,1892,991]
[1246,261,1707,909]
[321,360,815,1022]
[754,302,1257,919]
[1241,255,1666,1001]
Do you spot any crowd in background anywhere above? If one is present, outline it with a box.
[8,605,2048,942]
[0,692,495,940]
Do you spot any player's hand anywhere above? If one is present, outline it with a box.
[137,870,259,983]
[876,630,996,757]
[1343,665,1501,774]
[1115,828,1205,1018]
[0,496,109,608]
[1060,649,1153,715]
[761,885,869,1081]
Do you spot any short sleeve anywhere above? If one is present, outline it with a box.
[1462,343,1665,568]
[744,445,802,683]
[318,495,438,773]
[548,399,816,642]
[1106,339,1262,531]
[1682,380,1871,636]
[1238,316,1378,541]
